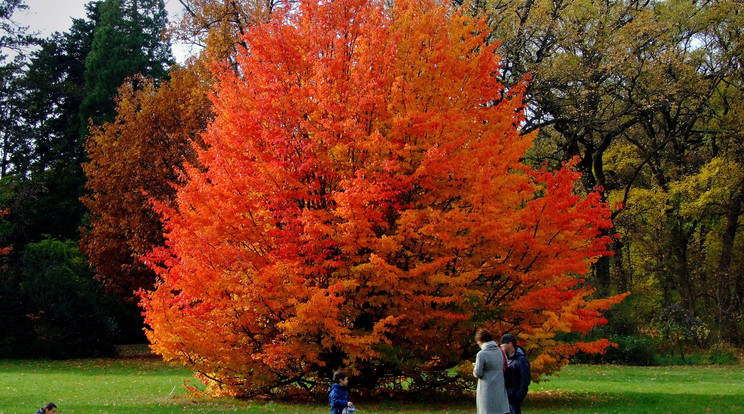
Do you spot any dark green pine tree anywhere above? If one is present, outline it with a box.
[22,21,96,173]
[0,61,28,178]
[80,0,172,138]
[0,0,31,177]
[2,4,102,245]
[4,0,171,244]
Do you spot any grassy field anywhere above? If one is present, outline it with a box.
[1,357,743,414]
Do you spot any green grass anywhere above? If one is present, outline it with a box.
[528,364,744,413]
[1,358,743,413]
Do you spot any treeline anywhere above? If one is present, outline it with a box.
[462,0,744,352]
[0,0,171,357]
[1,0,743,361]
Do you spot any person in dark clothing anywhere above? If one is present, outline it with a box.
[500,334,530,414]
[34,402,57,414]
[328,370,354,414]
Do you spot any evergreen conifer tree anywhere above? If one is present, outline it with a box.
[80,0,172,138]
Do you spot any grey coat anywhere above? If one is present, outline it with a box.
[473,341,510,414]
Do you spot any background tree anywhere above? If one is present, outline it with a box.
[80,0,172,138]
[0,3,100,255]
[604,0,744,343]
[173,0,282,64]
[459,0,671,295]
[81,0,290,300]
[0,0,30,177]
[0,0,178,354]
[0,4,119,356]
[0,0,30,57]
[0,60,26,177]
[17,238,119,358]
[142,0,626,397]
[82,65,212,298]
[0,207,8,254]
[460,0,744,346]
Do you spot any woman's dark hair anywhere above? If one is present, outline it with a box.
[475,328,494,343]
[44,402,57,411]
[333,370,348,383]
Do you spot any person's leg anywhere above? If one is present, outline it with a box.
[509,403,521,414]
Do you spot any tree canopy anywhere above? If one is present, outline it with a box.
[141,0,626,397]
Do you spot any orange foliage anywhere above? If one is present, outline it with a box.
[82,66,212,299]
[142,0,627,396]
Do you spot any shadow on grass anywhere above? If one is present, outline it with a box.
[526,390,617,411]
[156,393,744,414]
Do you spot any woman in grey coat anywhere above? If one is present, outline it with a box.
[473,329,510,414]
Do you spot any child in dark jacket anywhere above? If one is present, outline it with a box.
[328,370,354,414]
[34,402,57,414]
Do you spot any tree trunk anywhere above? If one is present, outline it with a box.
[594,254,611,296]
[675,218,695,316]
[716,193,742,340]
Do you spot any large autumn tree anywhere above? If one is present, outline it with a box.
[142,0,627,396]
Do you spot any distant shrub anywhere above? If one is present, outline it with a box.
[656,342,740,366]
[708,342,741,364]
[596,296,644,336]
[655,352,738,365]
[19,238,118,358]
[573,334,658,365]
[574,334,741,366]
[653,304,709,361]
[604,335,658,365]
[707,352,740,365]
[0,270,34,357]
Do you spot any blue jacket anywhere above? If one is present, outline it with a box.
[328,383,350,414]
[506,346,531,404]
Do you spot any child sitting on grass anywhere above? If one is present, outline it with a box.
[34,402,57,414]
[329,370,354,414]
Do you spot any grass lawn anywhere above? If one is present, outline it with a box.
[1,357,743,414]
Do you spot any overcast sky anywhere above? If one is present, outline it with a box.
[13,0,192,62]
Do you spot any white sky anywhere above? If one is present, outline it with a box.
[13,0,192,62]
